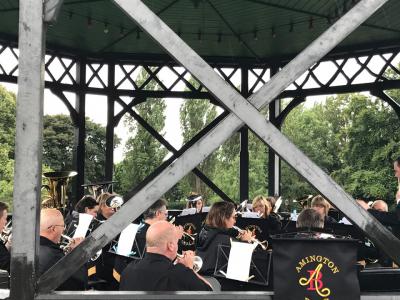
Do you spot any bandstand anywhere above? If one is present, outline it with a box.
[1,0,400,298]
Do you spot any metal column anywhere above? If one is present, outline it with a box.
[268,66,281,197]
[10,1,46,299]
[105,62,115,184]
[240,67,249,201]
[72,58,86,203]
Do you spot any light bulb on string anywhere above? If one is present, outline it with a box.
[103,22,109,34]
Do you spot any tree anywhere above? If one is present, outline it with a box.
[0,85,16,205]
[179,96,218,200]
[43,114,119,182]
[114,68,167,195]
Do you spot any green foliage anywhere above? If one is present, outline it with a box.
[281,93,400,202]
[179,97,218,201]
[0,86,16,205]
[43,114,120,182]
[114,68,168,195]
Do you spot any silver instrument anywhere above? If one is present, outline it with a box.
[0,220,12,244]
[233,225,268,250]
[176,253,203,273]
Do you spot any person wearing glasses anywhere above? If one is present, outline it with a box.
[39,208,87,290]
[113,198,174,282]
[186,193,204,213]
[195,201,253,275]
[91,193,124,290]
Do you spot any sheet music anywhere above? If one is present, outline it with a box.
[73,213,94,238]
[241,211,261,218]
[226,241,257,281]
[179,208,196,216]
[273,196,282,213]
[116,223,140,256]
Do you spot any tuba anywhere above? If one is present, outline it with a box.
[41,171,77,209]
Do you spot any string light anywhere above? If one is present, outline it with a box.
[120,26,125,37]
[289,22,294,33]
[198,30,202,42]
[271,27,276,38]
[136,29,141,39]
[103,22,109,34]
[253,29,258,41]
[308,17,314,29]
[68,11,73,20]
[87,17,92,28]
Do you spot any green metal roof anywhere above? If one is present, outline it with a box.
[1,0,400,61]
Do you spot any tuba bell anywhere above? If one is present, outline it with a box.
[41,171,77,209]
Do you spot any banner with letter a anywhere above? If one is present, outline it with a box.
[273,234,359,300]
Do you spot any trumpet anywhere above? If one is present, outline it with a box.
[0,220,12,244]
[176,252,203,273]
[60,234,101,260]
[233,226,268,250]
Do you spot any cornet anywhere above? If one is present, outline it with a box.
[176,252,203,273]
[233,226,268,250]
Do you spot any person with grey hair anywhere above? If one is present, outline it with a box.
[296,208,324,229]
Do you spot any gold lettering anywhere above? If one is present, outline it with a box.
[332,266,339,274]
[299,263,331,298]
[309,255,316,262]
[316,256,322,262]
[323,257,329,264]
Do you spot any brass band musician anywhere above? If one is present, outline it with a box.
[0,202,10,272]
[120,221,211,291]
[195,201,253,276]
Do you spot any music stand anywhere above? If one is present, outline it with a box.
[214,244,271,286]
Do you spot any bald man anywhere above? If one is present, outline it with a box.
[371,200,388,212]
[39,209,87,290]
[119,221,211,291]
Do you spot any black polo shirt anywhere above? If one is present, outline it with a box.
[119,252,211,291]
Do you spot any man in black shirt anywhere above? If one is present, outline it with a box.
[120,220,211,291]
[39,208,87,290]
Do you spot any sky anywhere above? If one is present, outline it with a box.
[1,52,399,163]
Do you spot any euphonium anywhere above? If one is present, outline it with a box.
[41,171,77,209]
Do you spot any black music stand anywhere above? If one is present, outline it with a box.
[214,244,271,287]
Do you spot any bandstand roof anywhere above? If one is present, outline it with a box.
[1,0,400,62]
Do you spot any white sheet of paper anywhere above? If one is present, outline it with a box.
[179,208,196,216]
[226,241,257,282]
[202,206,210,213]
[241,211,261,219]
[116,223,140,256]
[73,213,94,238]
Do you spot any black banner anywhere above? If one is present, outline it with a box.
[273,236,359,300]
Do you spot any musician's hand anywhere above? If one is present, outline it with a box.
[5,233,11,251]
[176,250,195,269]
[174,225,184,239]
[239,229,253,242]
[69,237,84,250]
[396,190,400,204]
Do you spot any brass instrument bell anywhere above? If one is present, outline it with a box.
[41,171,77,209]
